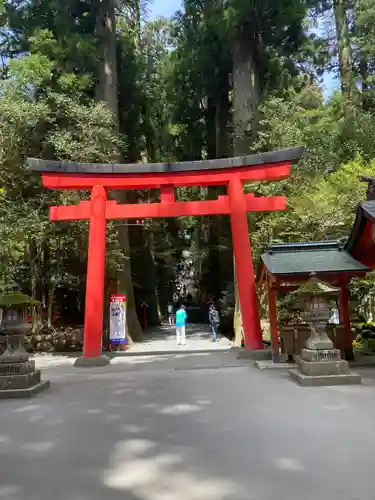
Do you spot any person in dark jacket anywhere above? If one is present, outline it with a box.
[208,304,220,343]
[167,303,174,326]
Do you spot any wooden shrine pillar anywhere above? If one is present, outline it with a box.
[228,177,263,350]
[267,284,279,358]
[75,185,109,367]
[338,279,353,360]
[160,185,175,202]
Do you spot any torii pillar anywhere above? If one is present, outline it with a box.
[228,177,263,349]
[75,185,110,367]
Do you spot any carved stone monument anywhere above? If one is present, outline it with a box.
[289,275,361,386]
[0,295,50,398]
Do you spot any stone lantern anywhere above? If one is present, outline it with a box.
[289,274,361,386]
[0,294,50,398]
[182,249,191,260]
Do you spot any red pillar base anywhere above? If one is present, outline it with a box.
[267,285,279,359]
[74,355,110,367]
[339,281,354,361]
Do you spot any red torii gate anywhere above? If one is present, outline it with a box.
[29,146,303,366]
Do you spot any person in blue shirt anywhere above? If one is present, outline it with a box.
[175,305,187,345]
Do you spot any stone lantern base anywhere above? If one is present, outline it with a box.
[0,359,50,398]
[0,336,50,398]
[289,348,361,387]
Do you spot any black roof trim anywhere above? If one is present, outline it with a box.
[27,147,304,175]
[267,240,342,254]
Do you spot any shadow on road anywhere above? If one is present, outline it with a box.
[0,357,249,500]
[2,355,375,499]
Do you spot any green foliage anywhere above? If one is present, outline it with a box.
[353,338,375,355]
[252,154,375,260]
[0,49,120,314]
[3,0,375,329]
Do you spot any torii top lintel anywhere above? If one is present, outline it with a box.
[27,146,304,190]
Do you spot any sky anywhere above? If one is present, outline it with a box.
[147,0,337,100]
[148,0,181,19]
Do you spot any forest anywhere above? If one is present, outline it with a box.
[1,0,375,348]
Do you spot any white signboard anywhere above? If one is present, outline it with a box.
[109,294,127,345]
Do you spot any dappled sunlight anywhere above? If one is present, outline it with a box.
[87,408,104,415]
[124,324,231,356]
[33,357,75,370]
[112,356,163,365]
[21,441,57,454]
[0,485,19,498]
[195,399,211,406]
[103,414,122,423]
[158,403,203,415]
[103,439,245,500]
[175,353,211,358]
[45,418,64,426]
[112,388,134,396]
[274,457,305,472]
[3,353,375,500]
[119,425,147,435]
[12,404,41,413]
[27,413,46,423]
[143,403,158,409]
[321,404,349,411]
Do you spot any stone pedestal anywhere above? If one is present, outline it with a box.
[235,348,272,361]
[74,354,110,367]
[288,274,361,387]
[0,335,50,398]
[289,347,361,387]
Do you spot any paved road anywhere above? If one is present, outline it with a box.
[1,353,375,500]
[126,323,232,354]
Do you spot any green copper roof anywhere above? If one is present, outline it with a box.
[0,294,40,306]
[292,274,340,296]
[262,241,370,276]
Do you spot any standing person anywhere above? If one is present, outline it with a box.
[167,303,174,326]
[175,304,187,346]
[208,304,220,343]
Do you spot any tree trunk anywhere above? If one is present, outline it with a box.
[207,95,217,160]
[232,31,260,155]
[359,53,369,110]
[215,74,230,158]
[145,230,161,326]
[47,285,56,328]
[117,225,143,341]
[29,240,42,333]
[96,0,118,117]
[233,266,243,347]
[96,0,143,341]
[334,0,353,102]
[231,29,260,345]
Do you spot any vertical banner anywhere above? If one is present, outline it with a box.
[109,294,127,345]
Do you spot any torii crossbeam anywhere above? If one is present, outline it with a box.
[29,146,303,366]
